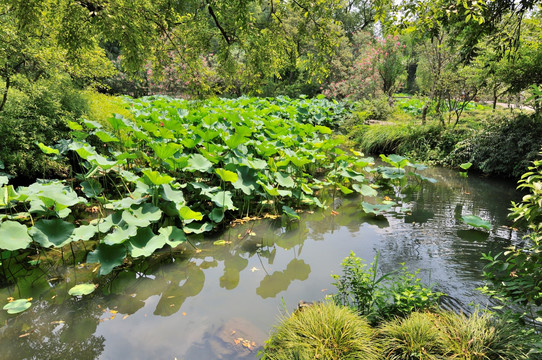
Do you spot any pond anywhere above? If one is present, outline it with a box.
[0,167,521,360]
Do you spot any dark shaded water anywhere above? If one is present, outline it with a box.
[0,167,521,360]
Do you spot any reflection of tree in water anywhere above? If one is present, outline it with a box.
[256,258,311,299]
[0,299,105,359]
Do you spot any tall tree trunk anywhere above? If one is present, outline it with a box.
[0,74,9,112]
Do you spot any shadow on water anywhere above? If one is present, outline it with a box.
[0,166,523,359]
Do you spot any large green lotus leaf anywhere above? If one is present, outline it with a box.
[380,154,409,168]
[289,156,311,167]
[282,205,300,220]
[158,226,186,247]
[160,184,184,204]
[461,215,491,231]
[29,219,75,248]
[69,141,98,159]
[106,196,146,210]
[339,169,365,182]
[119,170,140,183]
[209,207,225,223]
[258,181,280,196]
[379,167,406,179]
[68,283,97,296]
[301,183,313,195]
[361,201,395,216]
[275,172,295,188]
[0,176,8,187]
[183,222,213,234]
[93,130,119,143]
[81,179,103,198]
[23,182,85,208]
[88,154,118,169]
[103,225,138,245]
[0,221,32,251]
[71,224,98,241]
[246,158,267,170]
[142,169,174,185]
[128,228,168,258]
[87,243,127,276]
[190,182,220,196]
[215,168,238,183]
[186,154,213,172]
[151,142,182,160]
[82,119,103,129]
[3,298,32,314]
[410,172,437,184]
[231,166,258,195]
[353,184,378,197]
[224,133,248,149]
[113,151,138,162]
[178,206,203,221]
[210,191,237,210]
[122,203,161,227]
[91,212,123,233]
[37,142,59,155]
[338,184,354,195]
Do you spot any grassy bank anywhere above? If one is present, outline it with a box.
[344,98,542,178]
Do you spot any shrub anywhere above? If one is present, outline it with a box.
[260,302,381,360]
[0,75,88,182]
[332,252,442,323]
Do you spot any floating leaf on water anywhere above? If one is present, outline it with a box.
[459,162,473,170]
[213,240,227,246]
[3,298,31,314]
[353,184,378,197]
[461,215,491,231]
[68,283,97,296]
[361,201,395,216]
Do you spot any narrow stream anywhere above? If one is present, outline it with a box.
[0,167,521,360]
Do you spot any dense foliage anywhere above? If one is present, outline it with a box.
[0,96,433,283]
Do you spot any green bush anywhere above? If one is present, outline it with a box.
[332,252,442,323]
[0,75,89,182]
[260,302,381,360]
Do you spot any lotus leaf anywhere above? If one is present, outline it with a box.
[209,208,225,223]
[232,166,258,195]
[128,228,168,257]
[81,179,103,198]
[93,130,119,143]
[158,226,186,247]
[461,215,491,231]
[275,172,295,188]
[186,154,213,172]
[68,283,97,296]
[122,203,161,227]
[160,184,185,204]
[282,205,300,220]
[29,219,75,248]
[361,201,396,216]
[353,184,378,197]
[142,169,174,185]
[87,243,127,276]
[183,222,213,234]
[179,206,203,221]
[210,191,237,210]
[71,225,98,241]
[0,221,32,251]
[103,225,138,245]
[215,168,238,183]
[3,299,31,314]
[37,142,59,155]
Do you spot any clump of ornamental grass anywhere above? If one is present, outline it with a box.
[260,302,381,360]
[380,310,533,360]
[379,311,444,360]
[437,311,532,360]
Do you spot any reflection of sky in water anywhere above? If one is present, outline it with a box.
[0,167,522,360]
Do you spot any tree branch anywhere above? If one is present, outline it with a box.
[206,2,232,45]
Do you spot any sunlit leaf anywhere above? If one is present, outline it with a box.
[0,221,32,251]
[461,215,491,231]
[215,168,238,183]
[68,283,97,296]
[3,299,31,314]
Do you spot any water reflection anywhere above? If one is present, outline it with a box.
[0,166,523,360]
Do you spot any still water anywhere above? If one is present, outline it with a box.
[0,167,521,360]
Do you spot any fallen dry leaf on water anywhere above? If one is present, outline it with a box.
[19,333,31,338]
[182,312,187,316]
[250,267,260,272]
[331,210,339,216]
[122,315,130,320]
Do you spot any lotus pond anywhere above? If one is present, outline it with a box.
[0,96,522,359]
